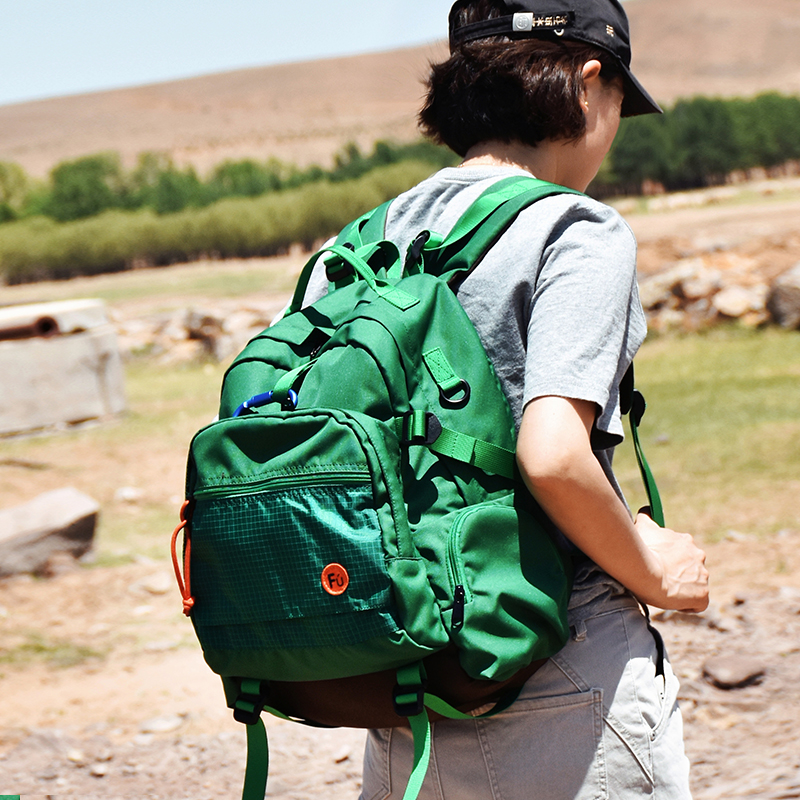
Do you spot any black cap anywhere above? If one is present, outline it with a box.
[449,0,662,117]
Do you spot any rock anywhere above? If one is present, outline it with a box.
[115,486,144,504]
[702,654,767,689]
[711,284,768,318]
[0,488,98,577]
[129,571,173,596]
[332,746,352,764]
[652,608,710,626]
[39,550,83,578]
[639,261,701,309]
[89,762,110,777]
[681,267,723,299]
[138,714,185,734]
[767,263,800,329]
[66,748,87,766]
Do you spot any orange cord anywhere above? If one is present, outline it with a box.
[170,500,195,616]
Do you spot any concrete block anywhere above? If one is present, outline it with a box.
[0,487,99,577]
[0,300,126,436]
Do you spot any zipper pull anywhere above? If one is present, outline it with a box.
[451,585,466,631]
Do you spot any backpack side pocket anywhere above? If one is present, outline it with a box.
[440,493,573,682]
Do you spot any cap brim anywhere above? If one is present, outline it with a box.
[620,68,662,117]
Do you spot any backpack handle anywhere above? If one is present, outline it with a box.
[288,244,379,313]
[289,244,418,314]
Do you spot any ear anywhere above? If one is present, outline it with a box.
[581,58,603,114]
[580,59,603,112]
[581,59,603,83]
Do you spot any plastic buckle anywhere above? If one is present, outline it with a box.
[324,243,356,283]
[392,680,427,717]
[233,693,266,726]
[402,411,442,445]
[405,230,431,271]
[631,390,646,427]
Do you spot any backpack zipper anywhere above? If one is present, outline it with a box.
[192,469,370,500]
[447,507,478,632]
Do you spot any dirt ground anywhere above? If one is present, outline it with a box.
[0,534,799,799]
[2,191,800,798]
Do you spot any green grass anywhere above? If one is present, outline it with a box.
[614,325,800,541]
[0,632,105,669]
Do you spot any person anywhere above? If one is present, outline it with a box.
[305,1,710,797]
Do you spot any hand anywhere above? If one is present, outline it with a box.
[634,511,710,613]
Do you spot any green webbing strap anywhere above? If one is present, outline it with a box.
[332,200,391,251]
[395,661,525,800]
[242,718,268,800]
[358,200,392,251]
[628,395,665,527]
[287,244,378,313]
[422,347,464,396]
[621,363,665,527]
[235,679,269,800]
[398,412,517,479]
[437,176,559,245]
[423,685,522,720]
[430,427,516,480]
[395,663,433,800]
[271,361,314,406]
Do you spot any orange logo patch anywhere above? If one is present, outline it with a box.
[322,563,349,596]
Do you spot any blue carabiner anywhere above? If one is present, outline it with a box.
[232,389,298,417]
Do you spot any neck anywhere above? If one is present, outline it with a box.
[459,139,588,191]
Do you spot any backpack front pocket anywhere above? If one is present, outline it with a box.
[185,409,445,680]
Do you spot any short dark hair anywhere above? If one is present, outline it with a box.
[419,0,622,156]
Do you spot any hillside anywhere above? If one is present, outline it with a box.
[2,0,800,177]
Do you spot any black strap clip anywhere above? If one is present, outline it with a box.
[392,678,427,717]
[405,230,431,271]
[233,680,269,726]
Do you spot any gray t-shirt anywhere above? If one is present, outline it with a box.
[304,165,647,502]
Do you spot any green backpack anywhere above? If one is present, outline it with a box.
[171,175,663,800]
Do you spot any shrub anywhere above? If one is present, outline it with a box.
[0,161,437,284]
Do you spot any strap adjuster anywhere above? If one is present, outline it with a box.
[393,679,427,717]
[402,411,442,446]
[233,679,269,726]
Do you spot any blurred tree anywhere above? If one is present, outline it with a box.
[610,114,673,190]
[151,164,205,214]
[667,97,741,188]
[43,153,123,221]
[207,159,281,201]
[0,161,31,220]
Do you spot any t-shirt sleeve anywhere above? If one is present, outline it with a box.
[523,201,646,445]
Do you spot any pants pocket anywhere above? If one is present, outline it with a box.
[478,688,607,800]
[360,688,608,800]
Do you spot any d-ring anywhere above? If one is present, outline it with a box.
[439,379,471,410]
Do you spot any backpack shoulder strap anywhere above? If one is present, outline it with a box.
[418,176,583,280]
[620,363,665,526]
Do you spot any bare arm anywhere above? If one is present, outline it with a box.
[517,395,709,612]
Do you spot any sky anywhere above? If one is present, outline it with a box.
[1,0,454,107]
